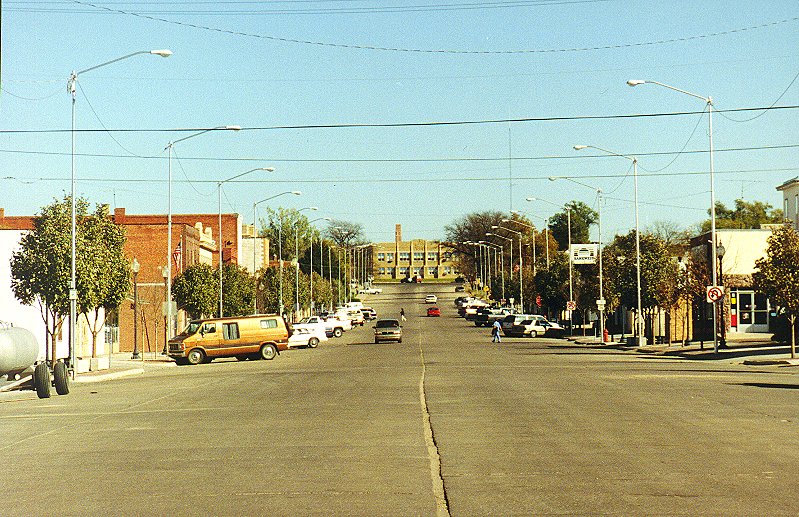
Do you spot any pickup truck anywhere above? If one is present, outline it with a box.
[295,315,350,338]
[473,307,515,327]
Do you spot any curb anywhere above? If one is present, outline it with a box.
[742,358,799,366]
[74,368,145,383]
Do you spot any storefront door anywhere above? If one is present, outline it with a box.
[731,290,770,333]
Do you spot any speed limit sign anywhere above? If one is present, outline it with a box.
[706,286,725,303]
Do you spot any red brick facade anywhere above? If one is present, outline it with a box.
[0,207,242,354]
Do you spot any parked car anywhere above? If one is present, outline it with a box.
[336,308,365,326]
[360,307,377,320]
[322,315,351,337]
[473,307,514,327]
[358,287,383,294]
[510,316,565,338]
[287,326,328,348]
[427,306,441,317]
[454,285,465,292]
[168,314,289,365]
[374,319,403,343]
[425,294,438,304]
[500,314,536,336]
[292,316,329,336]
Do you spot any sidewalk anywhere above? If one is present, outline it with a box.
[566,332,799,366]
[73,351,176,383]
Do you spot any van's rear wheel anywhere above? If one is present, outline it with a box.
[34,363,51,399]
[187,349,205,365]
[260,343,278,360]
[53,361,70,395]
[308,337,319,348]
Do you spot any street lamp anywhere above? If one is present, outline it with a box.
[131,258,140,360]
[627,78,719,352]
[484,235,506,301]
[503,218,537,277]
[165,125,240,341]
[252,191,302,314]
[575,144,644,346]
[549,176,604,341]
[295,207,318,316]
[218,167,274,318]
[68,48,172,376]
[525,198,561,268]
[492,224,524,311]
[308,217,332,312]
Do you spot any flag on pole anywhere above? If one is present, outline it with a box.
[173,243,182,268]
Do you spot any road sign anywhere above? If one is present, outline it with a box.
[570,244,598,264]
[483,286,490,292]
[706,285,725,303]
[535,295,542,307]
[566,300,577,311]
[596,299,606,311]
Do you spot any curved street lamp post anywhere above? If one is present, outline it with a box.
[68,49,171,375]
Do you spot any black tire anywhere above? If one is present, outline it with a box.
[529,330,538,338]
[187,348,205,365]
[375,339,380,344]
[34,363,51,399]
[308,337,319,348]
[174,358,190,366]
[236,355,249,361]
[398,339,402,343]
[53,361,70,395]
[260,343,278,360]
[333,328,343,338]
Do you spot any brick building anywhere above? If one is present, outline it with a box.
[371,224,459,281]
[0,207,269,356]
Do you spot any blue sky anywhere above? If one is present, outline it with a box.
[2,1,798,243]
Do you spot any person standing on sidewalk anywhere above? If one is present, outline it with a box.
[491,319,502,343]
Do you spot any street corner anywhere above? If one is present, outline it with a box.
[74,367,145,383]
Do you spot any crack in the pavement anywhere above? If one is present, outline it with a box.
[418,342,451,517]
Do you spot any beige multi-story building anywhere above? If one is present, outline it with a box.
[371,224,460,281]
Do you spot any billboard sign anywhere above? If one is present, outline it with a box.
[570,244,598,264]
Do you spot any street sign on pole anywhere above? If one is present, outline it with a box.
[706,285,725,303]
[596,299,606,311]
[566,300,577,311]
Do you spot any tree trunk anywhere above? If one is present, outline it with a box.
[791,315,796,360]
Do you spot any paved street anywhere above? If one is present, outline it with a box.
[2,283,799,515]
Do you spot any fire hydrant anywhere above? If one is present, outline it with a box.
[603,328,609,343]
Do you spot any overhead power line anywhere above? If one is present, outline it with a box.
[2,105,797,135]
[69,0,799,54]
[0,143,796,163]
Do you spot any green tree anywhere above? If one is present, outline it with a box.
[78,203,130,357]
[752,225,799,358]
[221,263,255,317]
[172,264,217,319]
[549,201,598,251]
[10,196,87,363]
[702,199,783,232]
[534,252,572,319]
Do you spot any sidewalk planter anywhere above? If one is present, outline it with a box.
[76,357,110,373]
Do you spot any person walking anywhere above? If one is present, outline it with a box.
[491,319,502,343]
[400,307,407,322]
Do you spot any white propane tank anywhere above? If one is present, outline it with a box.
[0,325,39,376]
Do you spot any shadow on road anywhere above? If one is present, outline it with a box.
[733,382,799,390]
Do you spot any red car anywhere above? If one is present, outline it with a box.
[427,306,441,317]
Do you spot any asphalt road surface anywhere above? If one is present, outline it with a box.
[3,283,799,515]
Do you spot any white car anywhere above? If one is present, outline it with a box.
[287,326,328,348]
[425,294,438,304]
[324,314,353,335]
[358,287,383,295]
